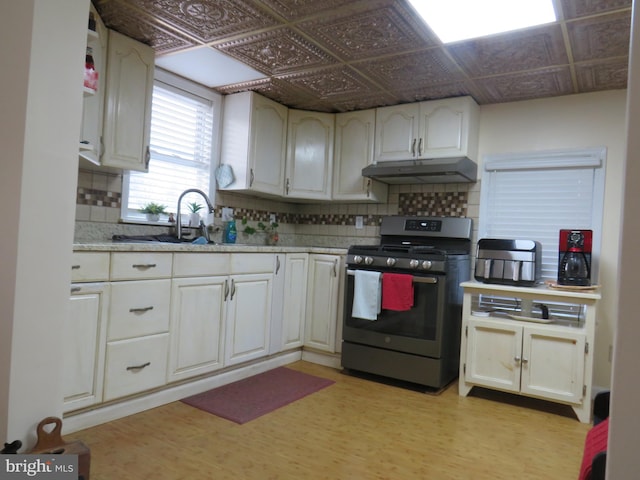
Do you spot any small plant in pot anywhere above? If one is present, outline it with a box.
[187,202,204,227]
[139,202,167,222]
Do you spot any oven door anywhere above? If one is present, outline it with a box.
[342,267,447,358]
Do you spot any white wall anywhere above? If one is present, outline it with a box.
[608,0,640,476]
[0,0,87,447]
[477,90,628,389]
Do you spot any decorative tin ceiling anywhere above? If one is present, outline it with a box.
[94,0,631,112]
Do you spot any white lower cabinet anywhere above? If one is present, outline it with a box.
[103,333,169,401]
[103,253,172,401]
[281,253,309,350]
[169,253,275,372]
[463,318,586,403]
[67,249,344,418]
[64,283,109,412]
[304,254,342,352]
[108,279,171,340]
[168,276,227,382]
[224,272,273,366]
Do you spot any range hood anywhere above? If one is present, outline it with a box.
[362,157,477,184]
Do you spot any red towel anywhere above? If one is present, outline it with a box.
[578,417,609,480]
[381,273,414,311]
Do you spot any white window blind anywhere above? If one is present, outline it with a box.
[479,148,605,283]
[122,77,216,222]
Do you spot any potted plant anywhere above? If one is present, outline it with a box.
[241,218,279,245]
[139,202,167,222]
[187,202,203,227]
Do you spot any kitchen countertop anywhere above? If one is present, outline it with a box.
[73,242,348,255]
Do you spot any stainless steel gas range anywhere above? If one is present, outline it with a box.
[341,216,472,389]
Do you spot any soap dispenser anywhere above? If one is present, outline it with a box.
[224,218,237,244]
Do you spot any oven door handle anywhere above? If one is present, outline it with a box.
[346,269,438,284]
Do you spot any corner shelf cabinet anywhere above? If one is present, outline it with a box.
[458,281,600,423]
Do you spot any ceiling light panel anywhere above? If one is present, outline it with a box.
[407,0,557,43]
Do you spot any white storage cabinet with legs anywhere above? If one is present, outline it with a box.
[458,281,600,423]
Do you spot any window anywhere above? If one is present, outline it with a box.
[121,70,220,223]
[478,147,606,283]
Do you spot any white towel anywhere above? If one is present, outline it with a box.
[351,270,381,321]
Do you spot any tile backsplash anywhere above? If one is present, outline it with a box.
[75,169,479,247]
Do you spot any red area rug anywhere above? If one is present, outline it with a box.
[181,367,335,424]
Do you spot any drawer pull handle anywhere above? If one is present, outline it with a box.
[71,265,81,270]
[126,362,150,371]
[70,287,81,294]
[129,306,154,313]
[132,263,157,269]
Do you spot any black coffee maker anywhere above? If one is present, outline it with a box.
[557,229,592,286]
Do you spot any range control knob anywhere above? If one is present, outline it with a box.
[364,256,374,266]
[386,257,396,267]
[409,259,420,269]
[421,260,433,270]
[353,255,363,264]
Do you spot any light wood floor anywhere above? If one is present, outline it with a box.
[71,361,590,479]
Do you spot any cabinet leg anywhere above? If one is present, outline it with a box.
[458,378,472,397]
[572,401,592,424]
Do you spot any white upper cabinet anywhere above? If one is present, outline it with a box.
[285,109,335,200]
[219,91,288,197]
[333,109,387,202]
[374,103,420,161]
[79,4,108,168]
[101,30,154,171]
[374,96,479,162]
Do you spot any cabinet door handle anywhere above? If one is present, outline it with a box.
[514,356,521,364]
[332,259,338,277]
[285,178,290,195]
[70,286,82,294]
[250,168,255,187]
[411,138,416,157]
[99,136,104,160]
[521,358,529,365]
[71,265,81,270]
[126,362,150,371]
[418,137,423,156]
[230,279,236,300]
[366,179,371,197]
[224,279,229,301]
[275,256,281,275]
[144,145,150,169]
[132,263,156,269]
[129,306,154,313]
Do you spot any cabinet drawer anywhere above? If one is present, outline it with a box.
[110,253,172,280]
[103,333,169,401]
[231,253,274,274]
[71,252,110,282]
[108,279,171,340]
[173,253,230,277]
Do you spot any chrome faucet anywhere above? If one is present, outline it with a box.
[176,188,215,240]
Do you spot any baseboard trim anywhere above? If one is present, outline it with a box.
[301,349,342,369]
